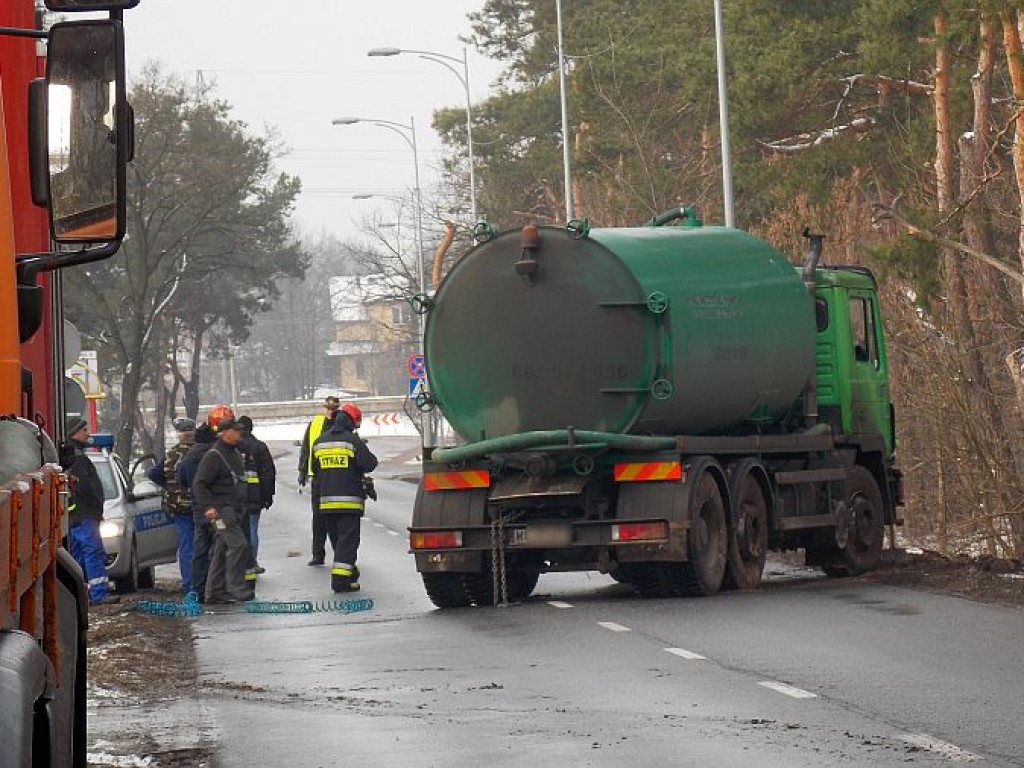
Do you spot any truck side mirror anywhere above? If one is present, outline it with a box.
[29,19,129,244]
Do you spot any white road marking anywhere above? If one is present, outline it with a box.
[902,734,979,762]
[387,530,399,536]
[758,681,817,699]
[372,522,385,528]
[547,601,574,609]
[597,621,631,632]
[664,647,706,660]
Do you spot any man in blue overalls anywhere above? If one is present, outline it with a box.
[62,417,115,604]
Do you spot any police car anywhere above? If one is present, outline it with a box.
[87,434,178,592]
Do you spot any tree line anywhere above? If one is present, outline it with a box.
[430,0,1024,557]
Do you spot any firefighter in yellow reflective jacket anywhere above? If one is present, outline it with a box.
[310,403,378,592]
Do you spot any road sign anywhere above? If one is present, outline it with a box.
[407,353,426,378]
[410,377,425,397]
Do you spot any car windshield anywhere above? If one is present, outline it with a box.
[88,454,119,501]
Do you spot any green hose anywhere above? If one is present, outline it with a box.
[431,430,677,464]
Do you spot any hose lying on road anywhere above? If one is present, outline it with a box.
[245,598,374,614]
[135,593,374,617]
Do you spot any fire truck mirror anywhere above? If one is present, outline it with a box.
[44,20,128,243]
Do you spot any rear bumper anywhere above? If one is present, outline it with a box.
[411,519,687,573]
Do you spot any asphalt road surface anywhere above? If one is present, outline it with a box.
[192,438,1024,767]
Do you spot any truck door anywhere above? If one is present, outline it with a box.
[847,290,893,453]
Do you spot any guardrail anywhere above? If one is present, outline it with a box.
[209,396,407,422]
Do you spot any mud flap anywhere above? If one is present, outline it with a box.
[614,473,691,562]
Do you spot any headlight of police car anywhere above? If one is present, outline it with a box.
[99,520,123,539]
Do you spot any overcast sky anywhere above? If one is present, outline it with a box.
[122,0,506,243]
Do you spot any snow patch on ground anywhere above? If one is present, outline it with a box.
[86,753,154,767]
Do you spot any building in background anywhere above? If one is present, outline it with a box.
[327,274,416,396]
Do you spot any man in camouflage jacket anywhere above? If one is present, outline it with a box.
[150,418,197,593]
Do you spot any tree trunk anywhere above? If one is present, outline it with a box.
[934,8,955,213]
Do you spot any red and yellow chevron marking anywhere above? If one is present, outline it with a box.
[613,461,682,482]
[424,470,490,491]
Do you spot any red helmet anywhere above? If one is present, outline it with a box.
[341,403,362,428]
[206,404,236,432]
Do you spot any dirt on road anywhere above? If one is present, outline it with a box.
[85,550,1024,767]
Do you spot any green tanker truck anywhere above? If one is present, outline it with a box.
[410,210,902,607]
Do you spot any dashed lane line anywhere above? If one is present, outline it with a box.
[758,680,818,699]
[387,530,399,536]
[547,601,574,609]
[597,621,632,632]
[901,734,979,762]
[664,647,706,660]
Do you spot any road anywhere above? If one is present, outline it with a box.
[193,438,1024,767]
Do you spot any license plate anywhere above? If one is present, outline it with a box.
[507,524,573,548]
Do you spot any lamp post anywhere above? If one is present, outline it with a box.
[555,0,573,221]
[332,116,434,450]
[367,46,478,225]
[713,0,735,227]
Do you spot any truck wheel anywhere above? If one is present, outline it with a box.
[723,468,768,591]
[421,573,471,608]
[113,542,138,593]
[505,567,540,601]
[675,469,728,596]
[461,569,495,606]
[820,465,885,577]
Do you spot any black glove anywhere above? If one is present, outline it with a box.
[297,473,307,487]
[362,476,377,502]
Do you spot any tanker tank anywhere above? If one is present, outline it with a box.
[425,221,816,442]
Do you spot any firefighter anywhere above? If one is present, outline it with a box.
[62,417,115,604]
[191,406,254,604]
[310,403,378,592]
[297,395,342,565]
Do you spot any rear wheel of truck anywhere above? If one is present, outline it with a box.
[723,462,769,591]
[816,465,885,577]
[675,467,728,596]
[421,573,471,608]
[461,569,495,606]
[504,567,540,601]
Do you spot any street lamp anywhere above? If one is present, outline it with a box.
[367,46,478,225]
[332,115,434,450]
[713,0,735,227]
[555,0,573,221]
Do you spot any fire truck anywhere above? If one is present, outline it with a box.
[1,1,134,765]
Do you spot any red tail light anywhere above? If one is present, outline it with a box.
[611,521,668,542]
[410,531,464,549]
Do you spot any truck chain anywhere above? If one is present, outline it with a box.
[490,510,525,607]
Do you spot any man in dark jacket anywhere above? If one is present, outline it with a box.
[238,415,275,575]
[192,413,253,603]
[178,420,217,598]
[298,396,341,565]
[310,403,377,592]
[149,417,197,593]
[62,416,113,604]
